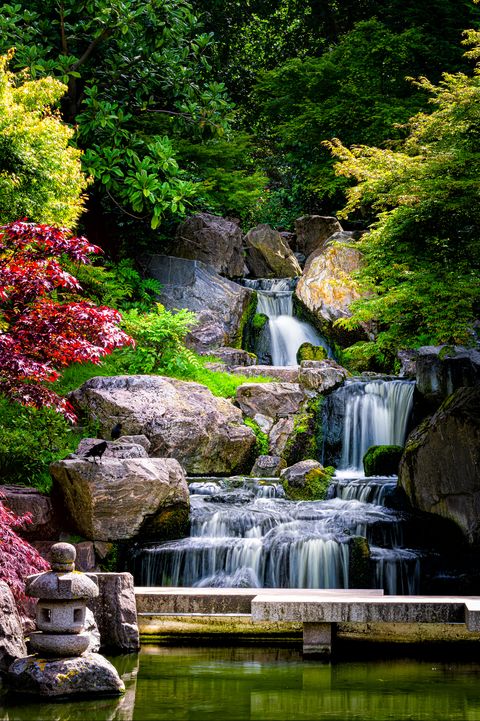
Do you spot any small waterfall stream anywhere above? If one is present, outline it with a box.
[243,278,331,366]
[129,378,424,595]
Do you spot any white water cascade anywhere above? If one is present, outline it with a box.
[336,379,415,473]
[244,278,331,366]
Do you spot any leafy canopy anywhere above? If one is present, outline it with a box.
[326,32,480,367]
[0,221,133,420]
[0,1,234,229]
[0,52,86,226]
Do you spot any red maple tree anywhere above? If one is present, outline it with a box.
[0,220,134,421]
[0,498,50,617]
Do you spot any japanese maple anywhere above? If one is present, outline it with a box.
[0,498,50,616]
[0,220,134,420]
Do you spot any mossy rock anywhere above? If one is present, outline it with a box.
[363,445,403,477]
[252,313,268,332]
[296,342,328,363]
[283,396,323,466]
[348,536,372,588]
[282,466,334,501]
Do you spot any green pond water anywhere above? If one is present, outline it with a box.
[2,646,480,721]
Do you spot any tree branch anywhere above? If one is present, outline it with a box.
[70,27,112,71]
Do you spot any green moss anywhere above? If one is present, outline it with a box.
[252,313,268,332]
[282,466,335,501]
[235,291,258,349]
[348,536,372,588]
[363,445,403,476]
[244,417,269,456]
[283,395,323,466]
[296,342,327,362]
[147,505,190,541]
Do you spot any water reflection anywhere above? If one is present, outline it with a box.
[2,647,480,720]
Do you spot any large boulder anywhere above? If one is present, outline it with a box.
[416,345,480,410]
[235,382,305,421]
[173,213,245,277]
[70,375,256,475]
[201,347,257,367]
[294,215,342,257]
[148,255,253,352]
[0,486,59,540]
[0,582,26,672]
[51,455,189,542]
[87,573,139,652]
[295,231,364,343]
[399,386,480,544]
[230,361,348,393]
[244,224,301,278]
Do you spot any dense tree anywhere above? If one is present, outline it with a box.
[326,33,480,368]
[0,52,86,227]
[0,221,133,420]
[0,1,235,230]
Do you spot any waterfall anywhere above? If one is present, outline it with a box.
[323,379,415,472]
[243,278,331,366]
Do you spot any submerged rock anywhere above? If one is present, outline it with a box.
[70,375,256,475]
[8,653,125,697]
[399,386,480,544]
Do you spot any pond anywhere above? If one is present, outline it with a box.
[2,646,480,720]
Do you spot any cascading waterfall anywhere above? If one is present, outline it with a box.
[128,379,421,595]
[243,278,331,366]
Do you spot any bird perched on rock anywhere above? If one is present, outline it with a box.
[83,440,108,463]
[111,422,122,441]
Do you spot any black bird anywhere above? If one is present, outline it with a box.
[111,422,123,441]
[83,440,108,463]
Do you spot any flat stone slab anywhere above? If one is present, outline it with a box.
[251,593,477,624]
[135,587,383,615]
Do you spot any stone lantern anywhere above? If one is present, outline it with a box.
[8,542,125,697]
[26,542,99,657]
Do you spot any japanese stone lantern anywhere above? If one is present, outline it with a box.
[26,542,99,657]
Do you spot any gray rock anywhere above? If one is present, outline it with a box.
[148,255,253,352]
[76,438,148,460]
[295,231,365,343]
[269,417,295,456]
[397,349,418,378]
[33,541,96,572]
[8,653,125,697]
[0,582,27,672]
[280,460,324,488]
[51,455,189,541]
[298,360,349,392]
[295,215,342,257]
[115,434,151,452]
[87,573,140,653]
[173,213,245,277]
[250,455,286,477]
[202,347,257,367]
[244,224,301,278]
[0,486,58,540]
[399,386,480,544]
[416,345,480,409]
[236,382,306,420]
[70,375,256,475]
[230,365,300,383]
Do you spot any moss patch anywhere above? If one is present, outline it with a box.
[363,445,403,476]
[282,466,335,501]
[244,417,269,457]
[283,395,323,466]
[296,342,327,363]
[236,290,258,349]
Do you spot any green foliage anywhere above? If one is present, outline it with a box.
[244,417,269,456]
[327,40,480,365]
[363,445,403,477]
[0,398,93,491]
[120,303,199,374]
[0,52,86,226]
[0,1,234,230]
[64,258,161,312]
[252,313,268,332]
[282,466,335,501]
[175,133,267,225]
